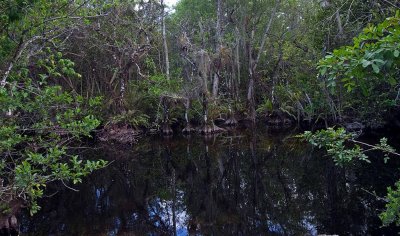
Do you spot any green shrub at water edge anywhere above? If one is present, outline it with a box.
[0,51,107,215]
[300,127,400,226]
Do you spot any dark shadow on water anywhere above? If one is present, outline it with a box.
[19,128,400,235]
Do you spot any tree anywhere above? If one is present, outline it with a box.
[0,0,110,216]
[161,0,171,81]
[318,11,400,127]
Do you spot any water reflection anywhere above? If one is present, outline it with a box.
[20,128,400,235]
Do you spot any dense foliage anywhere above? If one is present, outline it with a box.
[0,50,107,215]
[302,10,400,227]
[318,12,400,126]
[0,0,399,228]
[0,0,109,215]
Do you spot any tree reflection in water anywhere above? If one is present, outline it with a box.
[20,128,400,235]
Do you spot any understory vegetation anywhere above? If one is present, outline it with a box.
[0,0,399,229]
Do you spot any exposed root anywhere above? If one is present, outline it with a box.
[98,124,139,144]
[0,199,21,234]
[344,121,364,132]
[267,117,292,126]
[224,116,238,126]
[267,111,293,127]
[182,123,196,133]
[161,123,173,135]
[198,123,226,134]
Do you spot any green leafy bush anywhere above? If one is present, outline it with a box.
[381,181,400,226]
[300,128,369,165]
[300,128,397,166]
[0,51,107,215]
[318,11,400,125]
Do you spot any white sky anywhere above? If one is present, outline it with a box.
[165,0,179,7]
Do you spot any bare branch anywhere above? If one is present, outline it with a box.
[253,0,280,72]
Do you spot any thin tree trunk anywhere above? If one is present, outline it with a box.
[336,9,344,38]
[246,1,280,123]
[212,0,223,99]
[215,0,222,48]
[203,92,209,125]
[120,78,125,106]
[212,73,219,98]
[253,1,279,72]
[235,27,241,90]
[161,0,170,80]
[247,30,256,123]
[271,41,283,108]
[1,36,41,88]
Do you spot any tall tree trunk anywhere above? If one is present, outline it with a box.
[253,2,278,72]
[182,98,195,133]
[247,30,257,123]
[202,92,209,126]
[271,41,283,108]
[215,0,222,48]
[161,0,170,80]
[212,0,223,99]
[120,78,125,109]
[336,9,344,38]
[247,77,256,122]
[235,27,241,98]
[212,73,219,99]
[246,0,280,123]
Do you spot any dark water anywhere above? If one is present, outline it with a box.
[19,128,400,235]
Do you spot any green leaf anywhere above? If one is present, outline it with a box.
[362,59,371,68]
[372,63,380,74]
[388,77,397,86]
[320,67,328,76]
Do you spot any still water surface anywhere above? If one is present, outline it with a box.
[20,128,400,235]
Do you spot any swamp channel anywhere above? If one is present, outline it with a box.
[17,126,400,235]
